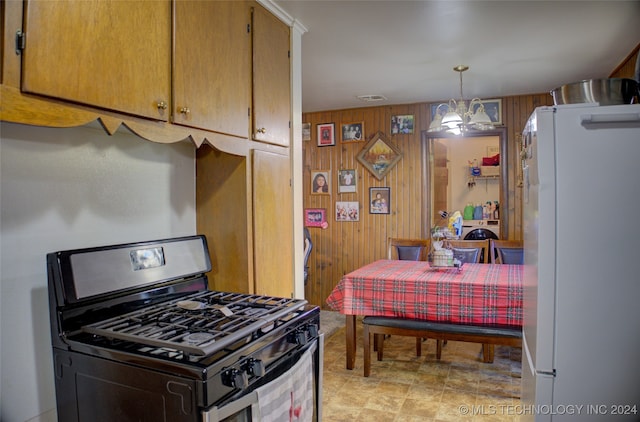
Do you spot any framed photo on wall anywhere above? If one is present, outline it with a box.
[357,131,403,180]
[304,208,327,227]
[390,115,414,134]
[369,187,390,214]
[341,122,364,142]
[317,123,335,146]
[338,169,357,193]
[302,122,311,141]
[336,201,359,222]
[311,170,330,195]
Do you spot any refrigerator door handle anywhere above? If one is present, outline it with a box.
[536,369,556,377]
[580,112,640,126]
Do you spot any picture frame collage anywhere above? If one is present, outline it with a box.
[303,116,412,225]
[305,166,395,224]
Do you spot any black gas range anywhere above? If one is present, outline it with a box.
[47,235,322,421]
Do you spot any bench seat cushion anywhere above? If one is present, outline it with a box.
[363,316,522,338]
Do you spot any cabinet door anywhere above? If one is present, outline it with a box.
[174,1,250,137]
[21,0,171,121]
[252,150,293,297]
[251,4,291,146]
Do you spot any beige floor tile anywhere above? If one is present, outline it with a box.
[355,408,399,422]
[363,393,406,413]
[400,397,441,418]
[322,324,523,420]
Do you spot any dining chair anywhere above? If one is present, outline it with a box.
[387,238,430,261]
[489,239,524,264]
[446,239,489,264]
[303,227,313,284]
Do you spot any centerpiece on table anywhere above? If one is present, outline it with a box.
[429,210,463,269]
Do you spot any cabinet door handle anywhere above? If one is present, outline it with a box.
[179,107,191,115]
[257,127,266,134]
[156,101,168,110]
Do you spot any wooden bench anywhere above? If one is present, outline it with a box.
[363,316,522,377]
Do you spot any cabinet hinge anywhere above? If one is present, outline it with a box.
[15,30,25,55]
[247,24,251,33]
[288,50,290,59]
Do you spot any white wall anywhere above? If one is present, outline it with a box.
[0,122,196,422]
[446,136,500,215]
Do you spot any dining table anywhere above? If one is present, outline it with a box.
[326,259,523,370]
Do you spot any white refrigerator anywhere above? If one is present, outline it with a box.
[521,103,640,421]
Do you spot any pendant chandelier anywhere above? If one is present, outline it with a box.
[428,65,494,135]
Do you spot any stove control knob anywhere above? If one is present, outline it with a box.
[307,324,319,338]
[296,330,308,345]
[287,329,307,345]
[222,368,248,389]
[244,358,265,377]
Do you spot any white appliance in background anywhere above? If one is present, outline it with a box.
[461,219,500,240]
[521,103,640,421]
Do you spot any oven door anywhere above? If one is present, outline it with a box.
[203,334,323,422]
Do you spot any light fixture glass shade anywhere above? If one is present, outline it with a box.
[469,107,492,125]
[428,115,442,132]
[441,100,463,129]
[441,110,463,128]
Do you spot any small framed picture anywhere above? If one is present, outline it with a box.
[304,208,327,227]
[391,115,414,134]
[357,131,403,180]
[370,187,390,214]
[341,122,364,142]
[336,201,359,222]
[317,123,335,147]
[311,170,330,195]
[302,122,311,141]
[338,169,357,193]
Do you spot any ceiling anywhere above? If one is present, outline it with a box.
[272,0,640,113]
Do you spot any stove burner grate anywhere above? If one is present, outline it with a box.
[81,291,307,357]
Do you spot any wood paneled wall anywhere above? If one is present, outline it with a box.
[302,93,553,308]
[609,43,639,79]
[303,43,638,308]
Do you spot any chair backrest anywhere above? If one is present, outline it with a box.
[387,238,430,261]
[303,228,313,283]
[489,239,524,264]
[447,239,489,264]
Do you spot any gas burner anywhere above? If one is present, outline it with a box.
[183,332,216,345]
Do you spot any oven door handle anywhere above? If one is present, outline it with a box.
[202,390,259,422]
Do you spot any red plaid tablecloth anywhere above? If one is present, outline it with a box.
[326,260,522,328]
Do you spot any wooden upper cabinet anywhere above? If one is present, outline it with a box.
[251,3,291,147]
[174,1,250,138]
[8,1,290,147]
[21,0,172,121]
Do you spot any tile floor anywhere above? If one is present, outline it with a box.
[321,319,523,421]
